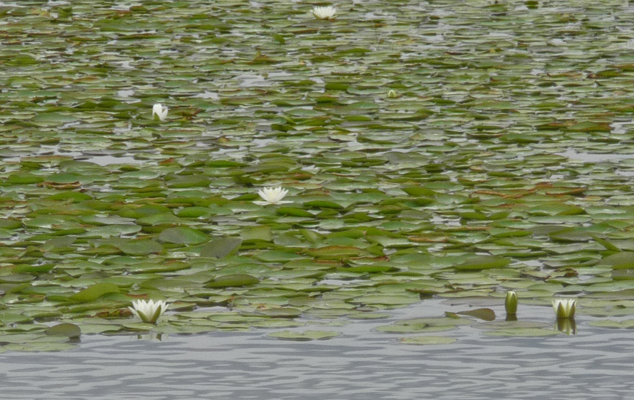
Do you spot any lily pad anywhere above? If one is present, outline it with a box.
[70,283,120,303]
[158,227,208,245]
[116,240,163,256]
[206,274,259,288]
[454,256,511,271]
[200,238,242,258]
[268,330,340,341]
[399,336,457,345]
[45,323,81,338]
[456,308,496,321]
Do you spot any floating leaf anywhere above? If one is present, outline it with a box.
[456,308,496,321]
[158,227,208,245]
[400,336,457,345]
[454,256,511,271]
[588,320,634,329]
[268,330,340,341]
[200,238,242,258]
[305,246,362,259]
[483,328,561,337]
[599,252,634,269]
[304,200,344,209]
[116,240,163,256]
[241,226,273,242]
[45,323,81,338]
[70,283,120,303]
[255,308,302,318]
[206,274,259,288]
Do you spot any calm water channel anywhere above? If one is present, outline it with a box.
[1,300,632,400]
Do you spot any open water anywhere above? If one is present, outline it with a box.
[1,300,633,400]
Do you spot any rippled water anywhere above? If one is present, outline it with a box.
[1,300,633,400]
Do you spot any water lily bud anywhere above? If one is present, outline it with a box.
[505,291,518,316]
[552,298,576,319]
[387,89,397,98]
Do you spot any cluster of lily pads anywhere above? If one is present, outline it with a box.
[2,0,634,351]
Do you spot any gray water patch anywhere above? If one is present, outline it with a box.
[617,170,634,177]
[0,300,631,400]
[237,74,274,88]
[10,148,146,166]
[194,91,219,100]
[81,155,144,166]
[117,89,135,98]
[558,149,634,163]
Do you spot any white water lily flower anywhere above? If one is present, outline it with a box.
[129,299,168,324]
[552,298,576,319]
[387,89,398,98]
[313,6,337,20]
[152,103,168,121]
[505,291,517,316]
[254,187,292,205]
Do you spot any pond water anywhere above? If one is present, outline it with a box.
[2,300,632,400]
[557,150,634,163]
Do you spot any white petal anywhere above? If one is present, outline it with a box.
[130,299,168,323]
[128,306,141,319]
[256,187,290,205]
[312,6,336,19]
[152,103,168,121]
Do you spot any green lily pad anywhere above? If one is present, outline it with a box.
[456,308,496,321]
[588,320,634,329]
[70,283,120,303]
[241,226,273,242]
[268,330,340,341]
[483,327,561,337]
[4,342,78,352]
[454,256,511,271]
[158,227,208,245]
[376,317,470,333]
[399,336,457,345]
[200,238,242,258]
[45,323,81,338]
[305,246,362,259]
[206,274,259,288]
[116,240,163,256]
[255,307,302,318]
[599,252,634,269]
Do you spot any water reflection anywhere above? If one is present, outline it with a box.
[556,318,577,335]
[136,332,168,342]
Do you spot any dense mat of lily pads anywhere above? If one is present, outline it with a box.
[2,0,634,350]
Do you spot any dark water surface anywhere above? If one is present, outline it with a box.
[2,301,633,400]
